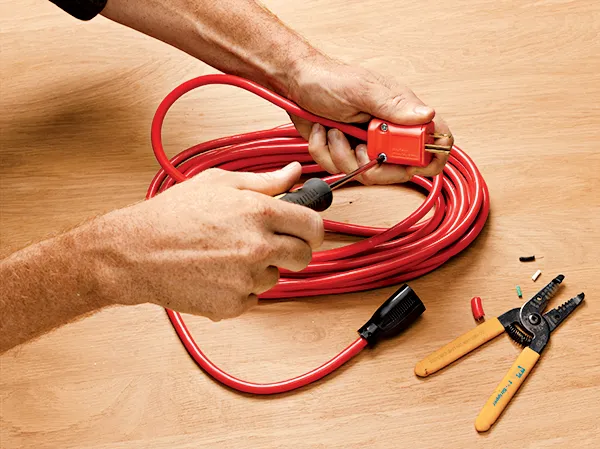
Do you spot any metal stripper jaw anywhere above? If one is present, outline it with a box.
[499,275,585,353]
[498,275,565,348]
[543,292,585,333]
[519,274,565,322]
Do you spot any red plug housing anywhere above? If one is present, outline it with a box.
[367,119,435,167]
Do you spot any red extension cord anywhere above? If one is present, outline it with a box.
[148,74,489,394]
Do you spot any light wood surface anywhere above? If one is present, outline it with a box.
[1,1,599,448]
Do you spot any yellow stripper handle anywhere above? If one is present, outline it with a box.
[415,318,505,377]
[475,346,540,432]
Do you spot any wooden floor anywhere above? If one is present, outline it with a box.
[1,1,599,448]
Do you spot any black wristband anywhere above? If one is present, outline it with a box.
[49,0,108,21]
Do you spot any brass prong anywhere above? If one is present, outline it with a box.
[425,144,452,153]
[429,133,453,140]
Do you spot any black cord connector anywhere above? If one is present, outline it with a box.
[357,284,426,345]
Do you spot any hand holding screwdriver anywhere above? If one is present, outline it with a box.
[97,163,324,319]
[277,154,387,211]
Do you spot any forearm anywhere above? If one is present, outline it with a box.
[101,0,322,95]
[0,166,321,352]
[0,221,117,352]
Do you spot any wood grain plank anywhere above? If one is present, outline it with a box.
[1,0,599,447]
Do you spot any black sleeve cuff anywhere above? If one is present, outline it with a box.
[49,0,108,21]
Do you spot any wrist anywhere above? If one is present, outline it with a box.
[285,51,337,105]
[266,42,327,98]
[68,212,138,307]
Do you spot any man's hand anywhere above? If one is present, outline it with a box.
[99,0,453,185]
[100,163,323,320]
[100,1,451,184]
[287,56,453,184]
[1,163,323,351]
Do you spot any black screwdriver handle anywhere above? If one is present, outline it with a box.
[277,178,333,212]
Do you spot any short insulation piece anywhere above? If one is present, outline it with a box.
[471,296,485,321]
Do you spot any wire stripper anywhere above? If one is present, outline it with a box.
[415,274,585,432]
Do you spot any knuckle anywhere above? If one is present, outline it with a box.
[198,168,226,182]
[242,194,271,222]
[268,266,281,284]
[243,294,259,314]
[250,235,274,262]
[308,141,327,156]
[206,313,222,322]
[220,294,249,319]
[307,211,325,247]
[357,74,377,95]
[412,168,428,178]
[388,93,410,109]
[337,110,358,123]
[258,202,277,221]
[249,196,276,221]
[360,173,375,186]
[261,267,280,290]
[297,244,313,270]
[244,191,263,208]
[232,295,251,316]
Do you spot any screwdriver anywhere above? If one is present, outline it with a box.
[276,153,387,211]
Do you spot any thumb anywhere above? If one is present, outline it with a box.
[229,162,303,196]
[363,84,435,125]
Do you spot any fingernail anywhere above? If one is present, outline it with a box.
[327,128,340,140]
[414,105,434,117]
[311,123,322,135]
[282,161,299,171]
[356,144,368,164]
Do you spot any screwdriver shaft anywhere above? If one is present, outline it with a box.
[329,154,386,190]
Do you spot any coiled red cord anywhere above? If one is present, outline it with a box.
[147,74,489,394]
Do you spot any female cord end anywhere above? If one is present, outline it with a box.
[357,284,426,345]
